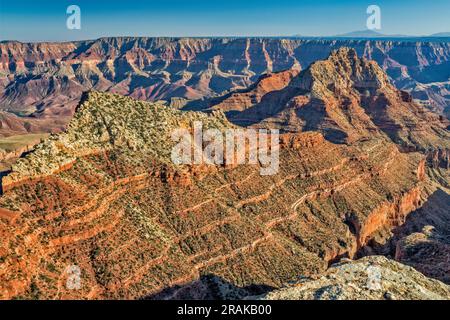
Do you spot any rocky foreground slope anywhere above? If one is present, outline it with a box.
[260,256,450,300]
[0,37,449,136]
[0,86,445,299]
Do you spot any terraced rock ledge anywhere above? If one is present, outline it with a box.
[0,90,440,299]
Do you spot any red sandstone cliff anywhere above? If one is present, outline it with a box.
[0,91,435,299]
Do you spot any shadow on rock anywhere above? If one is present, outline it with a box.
[143,274,275,300]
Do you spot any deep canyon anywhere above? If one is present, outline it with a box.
[0,39,449,299]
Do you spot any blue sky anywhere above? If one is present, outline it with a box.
[1,0,449,41]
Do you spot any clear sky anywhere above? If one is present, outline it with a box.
[1,0,449,42]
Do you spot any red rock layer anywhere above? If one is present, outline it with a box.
[0,129,427,299]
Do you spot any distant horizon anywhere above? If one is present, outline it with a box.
[1,31,450,44]
[1,0,450,42]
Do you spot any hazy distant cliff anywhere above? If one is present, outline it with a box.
[0,37,449,135]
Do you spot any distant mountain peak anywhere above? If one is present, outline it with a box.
[294,30,450,39]
[335,30,386,38]
[430,32,450,37]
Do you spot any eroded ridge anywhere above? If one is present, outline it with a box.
[0,91,430,299]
